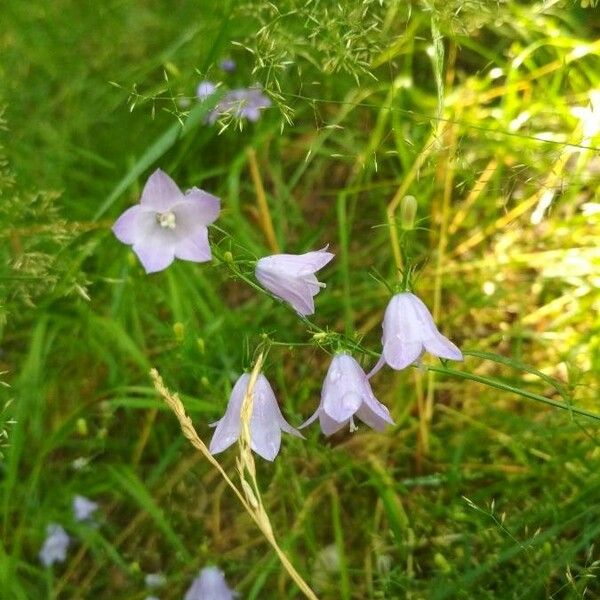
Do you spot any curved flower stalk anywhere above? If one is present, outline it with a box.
[209,372,303,461]
[184,566,237,600]
[255,248,335,316]
[302,353,394,436]
[369,292,463,377]
[112,169,220,273]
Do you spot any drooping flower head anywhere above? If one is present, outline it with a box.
[210,372,303,461]
[184,566,236,600]
[369,292,463,377]
[72,495,98,522]
[302,353,394,436]
[207,86,271,124]
[197,80,217,100]
[255,248,334,317]
[112,169,220,273]
[39,523,70,567]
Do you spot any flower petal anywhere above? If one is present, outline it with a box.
[423,334,463,361]
[132,240,176,274]
[178,189,221,226]
[209,375,248,455]
[319,412,347,436]
[174,229,212,263]
[112,205,144,244]
[140,169,183,211]
[323,390,362,422]
[366,355,386,379]
[356,403,394,431]
[255,264,315,316]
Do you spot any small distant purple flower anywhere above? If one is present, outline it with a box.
[197,80,217,100]
[184,566,236,600]
[369,292,463,377]
[72,495,98,522]
[210,372,303,461]
[112,169,220,274]
[207,87,271,124]
[219,58,236,72]
[302,354,394,436]
[255,248,334,316]
[39,524,70,567]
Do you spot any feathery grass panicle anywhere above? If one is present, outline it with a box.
[150,362,318,599]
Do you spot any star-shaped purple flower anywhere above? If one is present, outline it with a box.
[112,169,220,273]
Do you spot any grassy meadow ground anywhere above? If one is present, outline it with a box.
[1,1,600,598]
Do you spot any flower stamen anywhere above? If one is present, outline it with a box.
[156,211,176,229]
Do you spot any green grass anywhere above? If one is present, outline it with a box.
[1,0,600,598]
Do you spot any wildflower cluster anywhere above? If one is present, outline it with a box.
[112,168,463,462]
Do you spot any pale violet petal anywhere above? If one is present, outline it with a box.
[178,189,221,226]
[366,355,386,379]
[174,229,212,263]
[323,390,362,422]
[209,375,249,455]
[319,412,347,436]
[255,263,315,316]
[112,205,144,245]
[133,240,176,274]
[423,334,463,361]
[382,337,422,370]
[184,566,236,600]
[299,407,321,429]
[356,403,394,431]
[140,169,184,211]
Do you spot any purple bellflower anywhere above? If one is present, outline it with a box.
[219,58,236,72]
[302,353,394,436]
[184,566,236,600]
[209,372,303,461]
[207,86,271,124]
[112,169,220,273]
[369,292,463,377]
[39,523,70,567]
[197,80,217,100]
[255,248,334,317]
[72,495,98,522]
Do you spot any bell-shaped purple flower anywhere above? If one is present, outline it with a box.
[302,353,394,436]
[184,566,236,600]
[39,523,70,567]
[207,86,271,124]
[255,248,334,317]
[72,494,98,522]
[112,169,220,273]
[219,58,236,72]
[209,372,303,461]
[369,292,463,376]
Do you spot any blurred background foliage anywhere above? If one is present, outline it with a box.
[0,0,599,598]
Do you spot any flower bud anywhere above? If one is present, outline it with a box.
[173,322,185,342]
[400,195,417,230]
[223,251,234,263]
